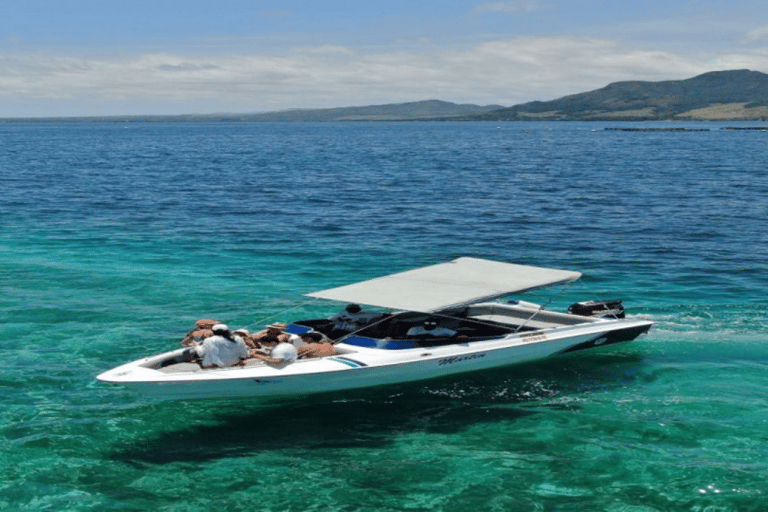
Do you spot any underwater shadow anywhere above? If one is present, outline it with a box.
[109,350,647,465]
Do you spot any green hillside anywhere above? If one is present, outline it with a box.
[465,70,768,121]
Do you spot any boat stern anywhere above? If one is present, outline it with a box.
[560,319,653,354]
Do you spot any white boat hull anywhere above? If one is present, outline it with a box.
[97,319,652,401]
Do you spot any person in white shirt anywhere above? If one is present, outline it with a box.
[250,341,297,368]
[407,319,457,338]
[194,324,250,368]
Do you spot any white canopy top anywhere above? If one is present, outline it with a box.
[306,257,582,313]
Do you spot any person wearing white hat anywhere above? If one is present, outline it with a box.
[193,324,250,368]
[233,328,250,342]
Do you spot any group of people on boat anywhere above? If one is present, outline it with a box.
[178,304,464,369]
[181,318,336,369]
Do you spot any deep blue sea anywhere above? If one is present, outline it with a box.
[1,120,767,511]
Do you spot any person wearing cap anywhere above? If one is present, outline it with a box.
[233,328,249,339]
[193,324,250,368]
[328,304,383,334]
[297,332,337,359]
[407,318,457,338]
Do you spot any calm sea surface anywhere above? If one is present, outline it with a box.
[1,121,767,511]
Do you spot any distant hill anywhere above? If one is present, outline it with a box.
[4,100,503,123]
[234,100,505,121]
[462,70,768,121]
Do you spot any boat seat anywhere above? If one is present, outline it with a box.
[466,303,595,328]
[158,362,202,373]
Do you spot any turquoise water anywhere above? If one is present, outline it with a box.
[1,121,767,511]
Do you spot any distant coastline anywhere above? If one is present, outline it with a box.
[3,70,768,123]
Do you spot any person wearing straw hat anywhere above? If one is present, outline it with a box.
[248,322,294,348]
[181,318,220,347]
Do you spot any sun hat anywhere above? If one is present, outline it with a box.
[195,318,219,329]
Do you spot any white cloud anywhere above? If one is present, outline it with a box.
[744,24,768,44]
[289,45,354,56]
[1,37,768,116]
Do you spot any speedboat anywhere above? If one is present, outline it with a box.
[96,257,652,400]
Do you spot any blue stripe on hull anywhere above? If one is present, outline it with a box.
[329,356,368,368]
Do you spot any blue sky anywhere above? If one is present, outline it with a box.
[2,0,768,117]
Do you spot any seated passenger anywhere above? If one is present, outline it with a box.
[250,341,297,368]
[407,319,457,338]
[297,332,337,359]
[248,322,292,348]
[251,334,281,355]
[328,304,382,333]
[181,318,220,346]
[194,324,250,368]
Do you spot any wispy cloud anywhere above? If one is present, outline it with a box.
[474,1,550,14]
[744,24,768,44]
[290,45,355,56]
[156,62,222,72]
[1,37,767,116]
